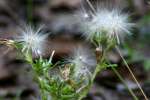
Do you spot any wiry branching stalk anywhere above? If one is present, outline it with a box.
[86,0,97,14]
[112,67,138,100]
[116,46,148,100]
[95,46,138,99]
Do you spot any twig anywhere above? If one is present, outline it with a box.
[112,67,138,100]
[116,46,148,100]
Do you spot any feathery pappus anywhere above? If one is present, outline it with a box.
[16,25,48,55]
[67,47,96,78]
[79,1,134,44]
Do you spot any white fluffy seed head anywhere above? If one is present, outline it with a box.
[80,8,133,44]
[16,25,48,55]
[68,47,96,78]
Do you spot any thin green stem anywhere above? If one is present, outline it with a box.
[116,46,148,100]
[38,78,48,100]
[94,46,139,100]
[27,0,33,24]
[112,67,138,100]
[24,53,48,100]
[92,64,103,81]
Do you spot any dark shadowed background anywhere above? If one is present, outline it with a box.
[0,0,150,100]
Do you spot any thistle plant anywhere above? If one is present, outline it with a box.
[0,1,148,100]
[78,0,148,100]
[0,26,96,100]
[77,6,138,100]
